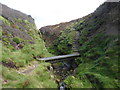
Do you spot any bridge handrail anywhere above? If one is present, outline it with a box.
[37,53,80,61]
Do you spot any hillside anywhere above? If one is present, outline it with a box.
[40,17,89,46]
[1,3,57,88]
[40,2,119,88]
[1,1,119,89]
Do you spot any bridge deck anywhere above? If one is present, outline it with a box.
[37,53,80,61]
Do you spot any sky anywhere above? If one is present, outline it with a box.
[0,0,106,28]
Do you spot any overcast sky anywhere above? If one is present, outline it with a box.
[1,0,106,28]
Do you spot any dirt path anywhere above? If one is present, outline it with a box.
[17,61,39,74]
[72,31,80,52]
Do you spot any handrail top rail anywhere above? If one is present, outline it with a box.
[37,53,80,61]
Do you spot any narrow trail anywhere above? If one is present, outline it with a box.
[72,31,80,52]
[17,61,39,74]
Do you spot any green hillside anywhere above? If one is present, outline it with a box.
[1,2,119,89]
[1,4,57,88]
[48,2,119,88]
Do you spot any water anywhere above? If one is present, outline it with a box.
[49,59,78,89]
[59,82,67,90]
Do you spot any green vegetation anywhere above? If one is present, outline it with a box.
[24,20,30,25]
[2,3,119,88]
[3,37,9,45]
[1,63,57,88]
[62,18,119,88]
[13,37,22,44]
[3,34,52,67]
[17,18,23,23]
[48,27,76,55]
[48,14,119,88]
[2,18,57,88]
[0,16,10,26]
[0,28,2,39]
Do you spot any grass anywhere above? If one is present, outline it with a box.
[2,62,57,88]
[48,27,76,55]
[65,31,119,88]
[2,39,52,67]
[2,18,57,88]
[2,39,57,88]
[52,16,119,88]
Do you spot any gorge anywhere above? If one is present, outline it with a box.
[1,1,119,89]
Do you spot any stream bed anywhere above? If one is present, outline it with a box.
[48,59,78,89]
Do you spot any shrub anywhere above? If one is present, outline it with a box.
[13,37,21,44]
[0,16,10,26]
[17,18,23,23]
[24,20,30,24]
[3,37,9,45]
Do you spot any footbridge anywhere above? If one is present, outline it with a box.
[37,31,80,63]
[37,53,80,63]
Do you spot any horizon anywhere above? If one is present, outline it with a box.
[0,0,107,28]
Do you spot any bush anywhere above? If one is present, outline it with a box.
[17,18,23,23]
[24,20,30,24]
[0,16,10,26]
[13,37,21,44]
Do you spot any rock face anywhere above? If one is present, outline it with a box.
[1,3,39,48]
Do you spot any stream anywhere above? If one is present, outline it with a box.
[48,58,78,89]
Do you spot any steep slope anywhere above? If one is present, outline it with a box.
[39,17,88,46]
[64,2,119,88]
[0,3,57,88]
[41,2,119,88]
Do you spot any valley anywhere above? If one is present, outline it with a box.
[1,1,119,89]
